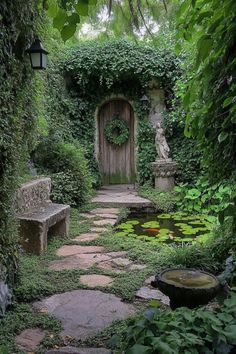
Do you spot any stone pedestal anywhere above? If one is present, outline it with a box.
[151,159,177,191]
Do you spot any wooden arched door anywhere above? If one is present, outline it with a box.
[98,99,135,185]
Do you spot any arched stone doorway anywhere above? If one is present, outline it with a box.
[98,99,136,185]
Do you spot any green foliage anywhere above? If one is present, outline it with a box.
[45,0,97,41]
[62,39,181,185]
[138,182,176,211]
[33,139,93,206]
[118,289,236,354]
[137,121,156,184]
[0,0,41,284]
[164,104,203,184]
[177,0,236,192]
[175,178,236,217]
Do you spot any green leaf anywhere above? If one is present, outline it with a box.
[68,13,80,26]
[75,1,89,16]
[197,35,213,62]
[218,132,228,143]
[127,344,151,354]
[53,8,67,30]
[61,24,77,41]
[224,325,236,341]
[46,0,59,18]
[177,0,191,17]
[223,97,234,108]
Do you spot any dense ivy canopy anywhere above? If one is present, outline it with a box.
[63,39,180,100]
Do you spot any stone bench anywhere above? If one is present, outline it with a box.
[16,178,70,255]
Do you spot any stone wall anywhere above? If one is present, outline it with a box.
[15,178,51,214]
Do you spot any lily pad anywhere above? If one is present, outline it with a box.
[125,220,140,225]
[141,221,160,228]
[115,231,127,237]
[158,213,172,219]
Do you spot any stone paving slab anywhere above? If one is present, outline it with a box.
[111,257,132,267]
[15,328,45,352]
[94,213,118,219]
[46,347,111,354]
[33,290,136,340]
[90,208,119,215]
[93,219,116,226]
[92,189,152,208]
[105,251,127,257]
[136,286,169,306]
[90,227,108,233]
[57,245,105,257]
[49,254,111,271]
[80,213,96,219]
[98,261,126,274]
[73,234,100,242]
[80,274,113,287]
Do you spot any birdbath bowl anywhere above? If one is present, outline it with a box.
[151,268,221,309]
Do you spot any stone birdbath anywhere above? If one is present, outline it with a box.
[151,268,221,309]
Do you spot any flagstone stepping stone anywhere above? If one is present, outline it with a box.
[57,245,105,257]
[95,213,118,219]
[90,208,119,215]
[73,233,100,242]
[46,348,110,354]
[136,286,169,305]
[98,261,125,274]
[92,189,152,208]
[33,290,136,340]
[49,254,111,271]
[105,251,127,257]
[90,227,108,233]
[144,276,155,285]
[15,328,45,351]
[80,213,96,219]
[80,274,113,287]
[93,219,116,226]
[111,257,132,267]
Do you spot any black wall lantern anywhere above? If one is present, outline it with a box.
[26,37,49,70]
[140,95,150,109]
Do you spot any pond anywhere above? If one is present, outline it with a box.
[116,211,216,245]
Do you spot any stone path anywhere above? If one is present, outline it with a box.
[92,186,152,208]
[33,289,136,340]
[16,205,168,353]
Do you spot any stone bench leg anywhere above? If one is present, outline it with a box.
[19,220,47,255]
[49,215,69,238]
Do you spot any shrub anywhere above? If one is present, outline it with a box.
[118,289,236,354]
[138,182,176,212]
[33,139,93,206]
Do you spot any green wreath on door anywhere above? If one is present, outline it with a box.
[104,117,129,146]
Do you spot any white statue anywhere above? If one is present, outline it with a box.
[155,122,170,160]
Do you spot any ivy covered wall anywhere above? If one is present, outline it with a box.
[62,39,181,185]
[0,0,42,283]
